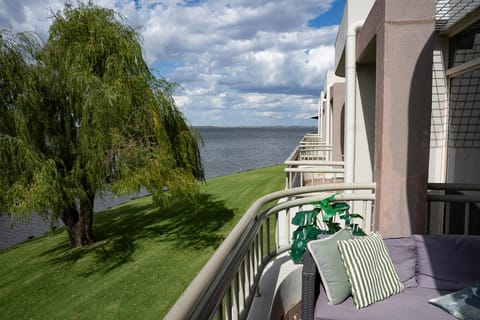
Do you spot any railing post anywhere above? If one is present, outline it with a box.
[266,217,271,258]
[226,285,232,320]
[464,203,470,235]
[259,224,264,263]
[445,202,450,235]
[234,273,240,318]
[427,183,480,236]
[216,303,224,320]
[241,259,248,305]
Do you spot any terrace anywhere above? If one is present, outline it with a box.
[165,0,480,319]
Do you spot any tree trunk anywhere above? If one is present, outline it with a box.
[62,192,95,247]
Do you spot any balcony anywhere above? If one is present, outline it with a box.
[164,127,480,319]
[164,176,480,319]
[164,0,480,316]
[164,183,376,320]
[284,134,344,188]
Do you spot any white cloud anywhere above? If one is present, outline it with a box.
[0,0,340,126]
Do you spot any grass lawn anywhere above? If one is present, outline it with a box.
[0,165,285,320]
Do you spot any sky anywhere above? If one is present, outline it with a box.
[0,0,345,127]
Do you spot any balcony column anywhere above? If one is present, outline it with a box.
[322,100,327,141]
[325,86,332,154]
[372,0,435,237]
[331,83,345,162]
[319,91,325,137]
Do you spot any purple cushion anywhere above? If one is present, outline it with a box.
[384,237,417,288]
[314,287,454,320]
[414,235,480,291]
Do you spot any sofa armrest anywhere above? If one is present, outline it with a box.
[302,249,321,320]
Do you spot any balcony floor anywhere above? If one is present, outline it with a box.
[248,252,302,320]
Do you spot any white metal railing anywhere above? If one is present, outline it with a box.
[285,134,344,188]
[164,183,376,320]
[284,160,345,188]
[298,146,332,160]
[427,183,480,235]
[165,181,480,319]
[295,134,331,160]
[300,134,325,145]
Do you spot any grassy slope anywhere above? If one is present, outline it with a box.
[0,165,285,319]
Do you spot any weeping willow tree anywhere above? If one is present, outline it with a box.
[0,2,204,247]
[0,30,43,222]
[0,30,40,136]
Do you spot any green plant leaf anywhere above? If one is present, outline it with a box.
[325,220,341,233]
[351,224,367,236]
[291,228,304,241]
[332,202,350,213]
[312,193,337,209]
[316,194,342,220]
[293,226,320,240]
[304,225,322,240]
[291,209,318,226]
[324,193,338,202]
[339,213,351,225]
[290,240,306,263]
[348,213,364,220]
[291,211,306,226]
[322,206,336,221]
[290,193,368,263]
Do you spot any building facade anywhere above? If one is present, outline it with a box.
[320,0,480,237]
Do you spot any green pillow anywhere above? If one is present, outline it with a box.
[307,229,353,305]
[429,283,480,320]
[337,232,404,309]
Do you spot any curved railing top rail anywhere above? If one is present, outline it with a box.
[285,146,334,162]
[285,145,301,162]
[164,183,376,320]
[284,160,344,166]
[428,183,480,191]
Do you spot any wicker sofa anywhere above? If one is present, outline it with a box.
[302,234,480,320]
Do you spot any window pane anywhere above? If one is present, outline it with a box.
[449,20,480,68]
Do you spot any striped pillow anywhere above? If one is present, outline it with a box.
[337,232,404,309]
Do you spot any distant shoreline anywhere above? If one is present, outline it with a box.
[194,125,316,129]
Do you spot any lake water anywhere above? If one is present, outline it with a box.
[0,126,313,250]
[198,126,312,178]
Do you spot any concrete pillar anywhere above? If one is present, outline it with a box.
[325,88,332,149]
[331,83,345,161]
[322,100,327,140]
[355,64,376,183]
[318,104,322,136]
[372,0,435,237]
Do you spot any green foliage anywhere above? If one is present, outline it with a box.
[0,30,42,216]
[0,30,40,134]
[0,165,285,319]
[0,2,204,244]
[290,194,366,263]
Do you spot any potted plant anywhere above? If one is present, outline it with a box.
[290,193,366,263]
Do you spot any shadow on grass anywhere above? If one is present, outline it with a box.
[42,193,235,276]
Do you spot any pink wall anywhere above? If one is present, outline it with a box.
[357,0,435,236]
